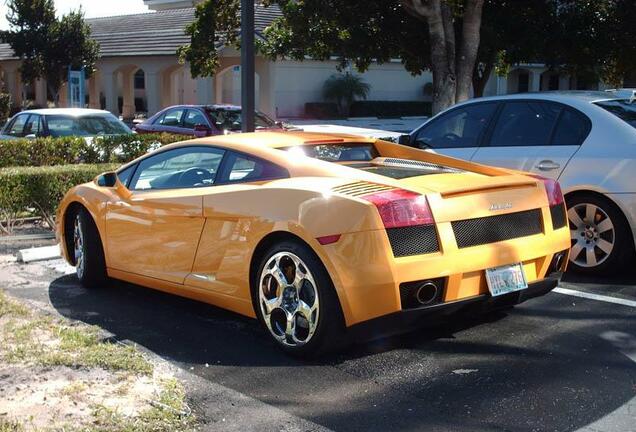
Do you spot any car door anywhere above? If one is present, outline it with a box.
[471,100,588,180]
[153,107,190,135]
[183,108,214,136]
[1,113,29,139]
[105,146,226,284]
[409,102,499,160]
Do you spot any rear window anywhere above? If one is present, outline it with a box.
[46,114,131,137]
[284,144,379,162]
[594,100,636,128]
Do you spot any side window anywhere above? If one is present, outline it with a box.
[23,115,42,137]
[488,101,560,147]
[183,110,209,129]
[414,103,497,149]
[6,115,29,137]
[156,109,185,127]
[223,152,288,183]
[551,108,590,146]
[130,147,225,190]
[116,164,136,188]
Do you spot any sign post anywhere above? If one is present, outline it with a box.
[241,0,255,132]
[68,67,86,108]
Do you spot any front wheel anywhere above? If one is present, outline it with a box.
[72,208,107,288]
[567,193,634,274]
[253,241,344,357]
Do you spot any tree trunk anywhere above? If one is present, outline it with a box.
[402,0,485,114]
[455,0,484,102]
[472,61,494,98]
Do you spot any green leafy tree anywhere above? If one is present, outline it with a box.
[323,73,371,116]
[0,0,99,105]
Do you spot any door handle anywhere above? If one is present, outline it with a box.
[536,160,560,171]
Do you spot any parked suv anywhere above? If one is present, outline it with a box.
[134,104,283,137]
[401,91,636,273]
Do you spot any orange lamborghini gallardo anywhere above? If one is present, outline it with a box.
[57,132,570,356]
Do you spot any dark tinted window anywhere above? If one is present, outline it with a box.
[552,109,590,145]
[117,164,136,188]
[414,103,497,149]
[205,108,276,132]
[130,147,225,190]
[285,144,379,162]
[223,152,288,183]
[6,114,29,137]
[183,109,209,129]
[488,101,559,147]
[595,100,636,129]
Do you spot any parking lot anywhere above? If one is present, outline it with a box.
[0,251,634,432]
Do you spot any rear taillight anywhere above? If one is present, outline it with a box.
[362,189,434,228]
[532,175,564,206]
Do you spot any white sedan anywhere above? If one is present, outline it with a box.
[402,90,636,273]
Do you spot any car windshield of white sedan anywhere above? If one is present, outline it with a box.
[46,114,132,137]
[595,100,636,128]
[205,108,276,132]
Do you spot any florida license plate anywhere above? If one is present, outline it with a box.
[485,263,528,297]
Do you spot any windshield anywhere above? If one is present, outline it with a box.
[205,108,276,132]
[46,114,132,137]
[284,144,379,162]
[595,99,636,128]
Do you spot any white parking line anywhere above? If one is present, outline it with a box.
[553,287,636,308]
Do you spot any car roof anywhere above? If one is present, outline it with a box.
[161,104,242,111]
[458,91,626,106]
[16,108,113,116]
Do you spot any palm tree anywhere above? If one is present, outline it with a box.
[323,73,371,117]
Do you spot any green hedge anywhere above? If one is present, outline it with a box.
[0,133,191,168]
[0,164,118,227]
[349,101,432,118]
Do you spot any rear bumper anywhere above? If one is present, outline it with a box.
[347,272,562,342]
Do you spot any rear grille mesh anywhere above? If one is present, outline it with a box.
[452,209,543,248]
[331,181,394,197]
[550,204,567,230]
[387,225,440,257]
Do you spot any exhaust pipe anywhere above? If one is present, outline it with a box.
[414,281,439,306]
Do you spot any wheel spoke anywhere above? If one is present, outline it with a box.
[263,296,282,315]
[586,246,597,266]
[570,241,584,260]
[569,229,578,240]
[568,208,584,227]
[285,312,296,342]
[596,218,614,234]
[585,204,598,224]
[597,238,613,254]
[296,300,315,322]
[268,267,289,289]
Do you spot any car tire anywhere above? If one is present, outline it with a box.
[72,208,108,289]
[566,193,634,274]
[252,240,345,357]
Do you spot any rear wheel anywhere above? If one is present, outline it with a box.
[567,193,634,274]
[253,240,344,357]
[72,208,107,288]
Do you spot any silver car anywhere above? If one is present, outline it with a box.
[404,91,636,273]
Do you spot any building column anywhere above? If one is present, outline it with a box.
[88,71,101,109]
[256,59,275,118]
[529,71,541,92]
[196,76,214,105]
[145,71,161,116]
[35,78,47,107]
[4,68,22,108]
[58,82,68,107]
[559,75,570,90]
[103,71,118,115]
[121,68,136,120]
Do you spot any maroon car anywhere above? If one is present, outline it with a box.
[134,104,283,137]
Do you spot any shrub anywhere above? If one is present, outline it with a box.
[0,133,190,168]
[0,163,118,231]
[323,73,371,116]
[349,100,432,118]
[0,93,11,124]
[304,102,341,119]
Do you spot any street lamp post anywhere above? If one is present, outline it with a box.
[241,0,255,133]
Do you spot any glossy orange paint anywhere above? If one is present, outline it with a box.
[56,131,570,327]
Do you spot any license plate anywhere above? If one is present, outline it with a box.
[485,263,528,297]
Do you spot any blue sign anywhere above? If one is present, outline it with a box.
[68,67,86,108]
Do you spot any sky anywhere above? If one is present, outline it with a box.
[0,0,151,29]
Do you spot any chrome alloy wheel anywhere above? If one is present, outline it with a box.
[569,203,615,268]
[73,215,85,279]
[258,252,320,347]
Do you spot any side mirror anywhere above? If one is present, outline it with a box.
[193,123,212,138]
[25,134,37,139]
[96,172,118,188]
[398,134,411,146]
[275,121,284,128]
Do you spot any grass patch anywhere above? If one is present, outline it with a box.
[0,419,23,432]
[0,290,28,318]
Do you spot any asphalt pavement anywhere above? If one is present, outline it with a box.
[0,255,634,432]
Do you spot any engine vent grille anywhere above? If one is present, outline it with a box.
[378,157,463,173]
[386,224,440,257]
[550,204,567,230]
[452,209,543,248]
[331,181,394,197]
